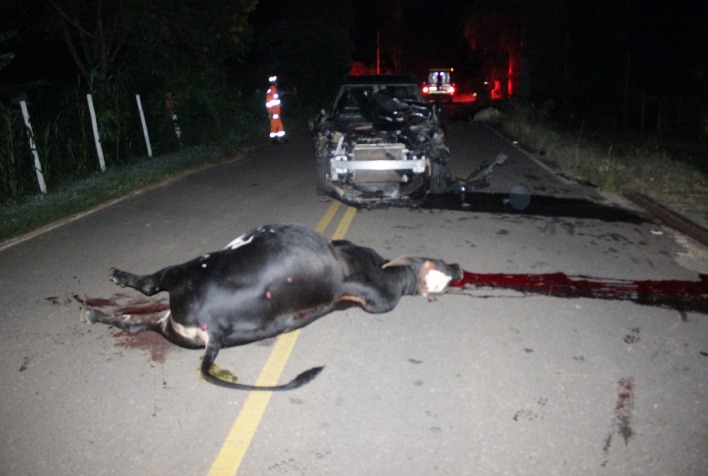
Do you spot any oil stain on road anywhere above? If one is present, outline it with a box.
[422,192,648,224]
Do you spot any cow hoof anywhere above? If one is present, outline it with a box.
[81,308,98,323]
[208,363,238,383]
[110,268,128,287]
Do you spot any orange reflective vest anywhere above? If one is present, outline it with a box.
[266,86,284,138]
[265,86,281,115]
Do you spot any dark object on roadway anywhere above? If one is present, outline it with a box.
[309,75,453,208]
[83,224,461,391]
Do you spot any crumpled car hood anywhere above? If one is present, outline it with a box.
[347,90,433,130]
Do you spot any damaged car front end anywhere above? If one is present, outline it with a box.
[310,75,453,208]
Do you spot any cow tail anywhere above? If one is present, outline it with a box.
[201,363,324,391]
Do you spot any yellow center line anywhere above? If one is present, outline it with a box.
[332,206,357,240]
[207,202,356,476]
[315,201,341,234]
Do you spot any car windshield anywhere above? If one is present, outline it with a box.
[428,71,451,84]
[334,83,423,112]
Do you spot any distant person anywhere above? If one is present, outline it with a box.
[265,76,285,144]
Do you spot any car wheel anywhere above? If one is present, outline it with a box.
[429,148,450,194]
[315,141,332,195]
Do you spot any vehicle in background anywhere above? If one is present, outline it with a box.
[309,75,452,208]
[421,68,455,103]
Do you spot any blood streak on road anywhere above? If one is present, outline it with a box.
[450,271,708,314]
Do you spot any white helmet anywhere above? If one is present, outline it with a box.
[268,75,278,84]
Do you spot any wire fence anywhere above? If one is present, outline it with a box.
[0,83,264,203]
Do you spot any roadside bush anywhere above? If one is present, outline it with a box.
[0,102,37,200]
[498,100,708,226]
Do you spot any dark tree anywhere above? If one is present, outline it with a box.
[251,0,355,106]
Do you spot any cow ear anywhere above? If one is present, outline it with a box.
[382,256,414,268]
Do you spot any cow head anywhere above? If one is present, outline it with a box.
[383,256,462,297]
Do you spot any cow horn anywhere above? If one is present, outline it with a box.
[382,256,413,268]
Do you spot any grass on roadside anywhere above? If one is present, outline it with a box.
[0,146,233,244]
[497,101,708,227]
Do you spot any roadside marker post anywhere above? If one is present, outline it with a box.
[19,100,47,194]
[86,94,106,172]
[135,94,153,158]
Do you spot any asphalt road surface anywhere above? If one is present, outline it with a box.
[1,120,706,475]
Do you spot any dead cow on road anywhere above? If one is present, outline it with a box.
[84,223,461,390]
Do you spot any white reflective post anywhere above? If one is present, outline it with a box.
[135,94,153,157]
[19,100,47,194]
[86,93,106,171]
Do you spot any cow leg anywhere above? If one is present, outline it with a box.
[337,280,404,314]
[83,307,164,333]
[200,340,234,383]
[83,307,205,349]
[110,268,170,296]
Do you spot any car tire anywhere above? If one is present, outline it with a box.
[315,142,332,195]
[429,148,450,194]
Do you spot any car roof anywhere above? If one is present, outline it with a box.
[339,74,419,85]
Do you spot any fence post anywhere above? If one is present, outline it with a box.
[19,100,47,194]
[135,94,153,157]
[86,93,106,172]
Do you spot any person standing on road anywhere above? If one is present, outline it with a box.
[265,75,285,144]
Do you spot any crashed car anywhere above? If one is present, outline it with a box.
[309,75,452,207]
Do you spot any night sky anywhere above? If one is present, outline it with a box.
[2,0,706,108]
[250,0,705,98]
